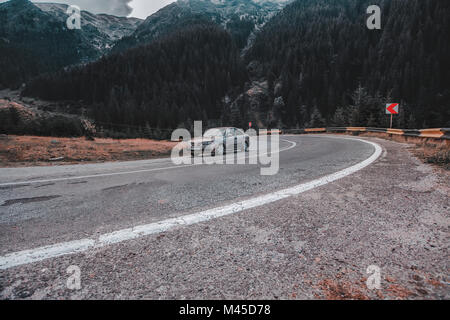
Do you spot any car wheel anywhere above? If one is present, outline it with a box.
[214,144,224,156]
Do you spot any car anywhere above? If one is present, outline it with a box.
[190,127,250,157]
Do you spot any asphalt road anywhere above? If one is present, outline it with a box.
[1,135,447,300]
[0,136,373,255]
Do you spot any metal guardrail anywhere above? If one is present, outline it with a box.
[282,128,326,134]
[283,127,450,140]
[259,129,282,135]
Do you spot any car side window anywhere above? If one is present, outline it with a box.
[235,129,244,136]
[226,128,235,137]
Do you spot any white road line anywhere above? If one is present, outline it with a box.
[0,164,199,187]
[0,139,297,187]
[0,138,381,270]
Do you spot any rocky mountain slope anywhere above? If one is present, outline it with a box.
[36,2,141,50]
[0,0,141,88]
[113,0,289,52]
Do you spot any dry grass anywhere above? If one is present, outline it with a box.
[317,279,370,300]
[0,135,177,167]
[341,132,450,170]
[412,142,449,169]
[315,274,421,300]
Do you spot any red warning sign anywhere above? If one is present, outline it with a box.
[386,103,399,114]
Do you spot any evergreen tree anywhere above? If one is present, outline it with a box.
[331,107,348,127]
[309,107,326,128]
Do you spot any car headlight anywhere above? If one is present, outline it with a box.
[202,140,213,146]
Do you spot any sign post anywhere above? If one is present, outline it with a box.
[386,103,399,128]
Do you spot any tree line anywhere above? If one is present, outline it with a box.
[245,0,450,129]
[20,0,450,139]
[24,22,248,138]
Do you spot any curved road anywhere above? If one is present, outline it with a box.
[0,135,376,259]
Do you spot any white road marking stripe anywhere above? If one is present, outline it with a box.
[0,164,199,187]
[0,139,297,187]
[0,138,381,270]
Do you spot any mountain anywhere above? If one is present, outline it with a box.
[0,0,94,88]
[0,0,141,89]
[24,21,248,138]
[112,0,288,53]
[243,0,450,128]
[18,0,450,138]
[35,2,141,50]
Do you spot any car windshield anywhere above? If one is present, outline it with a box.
[204,128,226,138]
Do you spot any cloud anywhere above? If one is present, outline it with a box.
[128,0,176,19]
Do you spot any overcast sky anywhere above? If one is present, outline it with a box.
[0,0,176,18]
[129,0,175,18]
